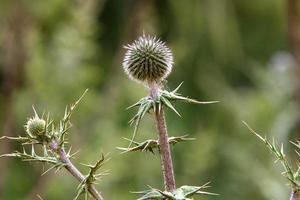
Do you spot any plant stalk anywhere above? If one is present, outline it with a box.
[290,189,300,200]
[49,142,104,200]
[150,84,176,192]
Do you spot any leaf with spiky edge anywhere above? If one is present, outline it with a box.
[160,96,181,117]
[168,135,195,146]
[59,89,88,147]
[179,182,219,197]
[128,98,153,148]
[243,121,298,188]
[133,182,217,200]
[290,141,300,183]
[84,154,107,183]
[0,136,32,142]
[132,186,166,200]
[75,154,109,200]
[161,83,219,105]
[127,97,149,110]
[126,83,217,149]
[117,135,195,154]
[117,138,158,154]
[74,184,89,200]
[0,147,61,166]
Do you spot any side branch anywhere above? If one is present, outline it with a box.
[51,144,104,200]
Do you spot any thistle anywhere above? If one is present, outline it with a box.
[123,35,173,84]
[1,90,107,200]
[25,111,46,137]
[121,35,218,199]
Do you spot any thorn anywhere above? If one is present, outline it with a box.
[32,105,39,118]
[242,121,265,142]
[172,82,184,93]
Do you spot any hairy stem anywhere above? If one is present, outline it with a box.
[49,142,104,200]
[290,189,300,200]
[150,84,176,191]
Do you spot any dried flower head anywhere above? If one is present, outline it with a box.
[123,35,173,84]
[25,116,46,137]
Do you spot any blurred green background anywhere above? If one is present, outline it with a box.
[1,0,300,199]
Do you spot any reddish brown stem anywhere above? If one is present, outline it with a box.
[150,84,176,191]
[290,189,300,200]
[155,108,176,191]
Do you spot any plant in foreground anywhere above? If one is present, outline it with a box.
[0,90,108,200]
[243,121,300,200]
[120,34,218,199]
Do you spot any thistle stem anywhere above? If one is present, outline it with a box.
[150,84,176,191]
[49,142,104,200]
[290,189,300,200]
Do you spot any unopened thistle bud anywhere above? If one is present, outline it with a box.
[123,35,173,84]
[25,116,46,137]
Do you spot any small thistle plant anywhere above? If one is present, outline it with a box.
[1,90,107,200]
[25,114,46,137]
[120,34,218,199]
[1,35,219,200]
[243,122,300,200]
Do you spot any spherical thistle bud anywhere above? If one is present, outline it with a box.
[123,35,174,84]
[25,116,46,137]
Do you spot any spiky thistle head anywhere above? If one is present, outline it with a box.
[123,35,173,84]
[25,115,46,137]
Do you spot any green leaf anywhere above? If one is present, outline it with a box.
[160,96,181,117]
[127,98,153,148]
[243,121,297,188]
[134,183,217,200]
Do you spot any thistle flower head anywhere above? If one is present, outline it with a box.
[123,35,173,84]
[25,116,46,137]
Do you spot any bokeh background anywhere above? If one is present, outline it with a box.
[1,0,300,199]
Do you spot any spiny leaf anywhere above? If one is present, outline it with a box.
[134,189,164,200]
[127,97,148,110]
[160,96,181,117]
[128,99,153,148]
[168,135,195,145]
[1,149,60,165]
[134,182,217,200]
[75,154,108,199]
[118,135,194,154]
[53,89,88,148]
[243,121,296,187]
[180,182,218,197]
[117,139,158,154]
[41,162,65,176]
[160,83,219,106]
[0,136,31,142]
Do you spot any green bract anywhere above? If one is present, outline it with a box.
[25,116,46,137]
[134,183,218,200]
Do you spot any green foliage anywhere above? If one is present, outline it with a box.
[134,182,218,200]
[1,91,107,199]
[75,154,108,200]
[117,135,195,154]
[244,121,300,190]
[127,83,217,148]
